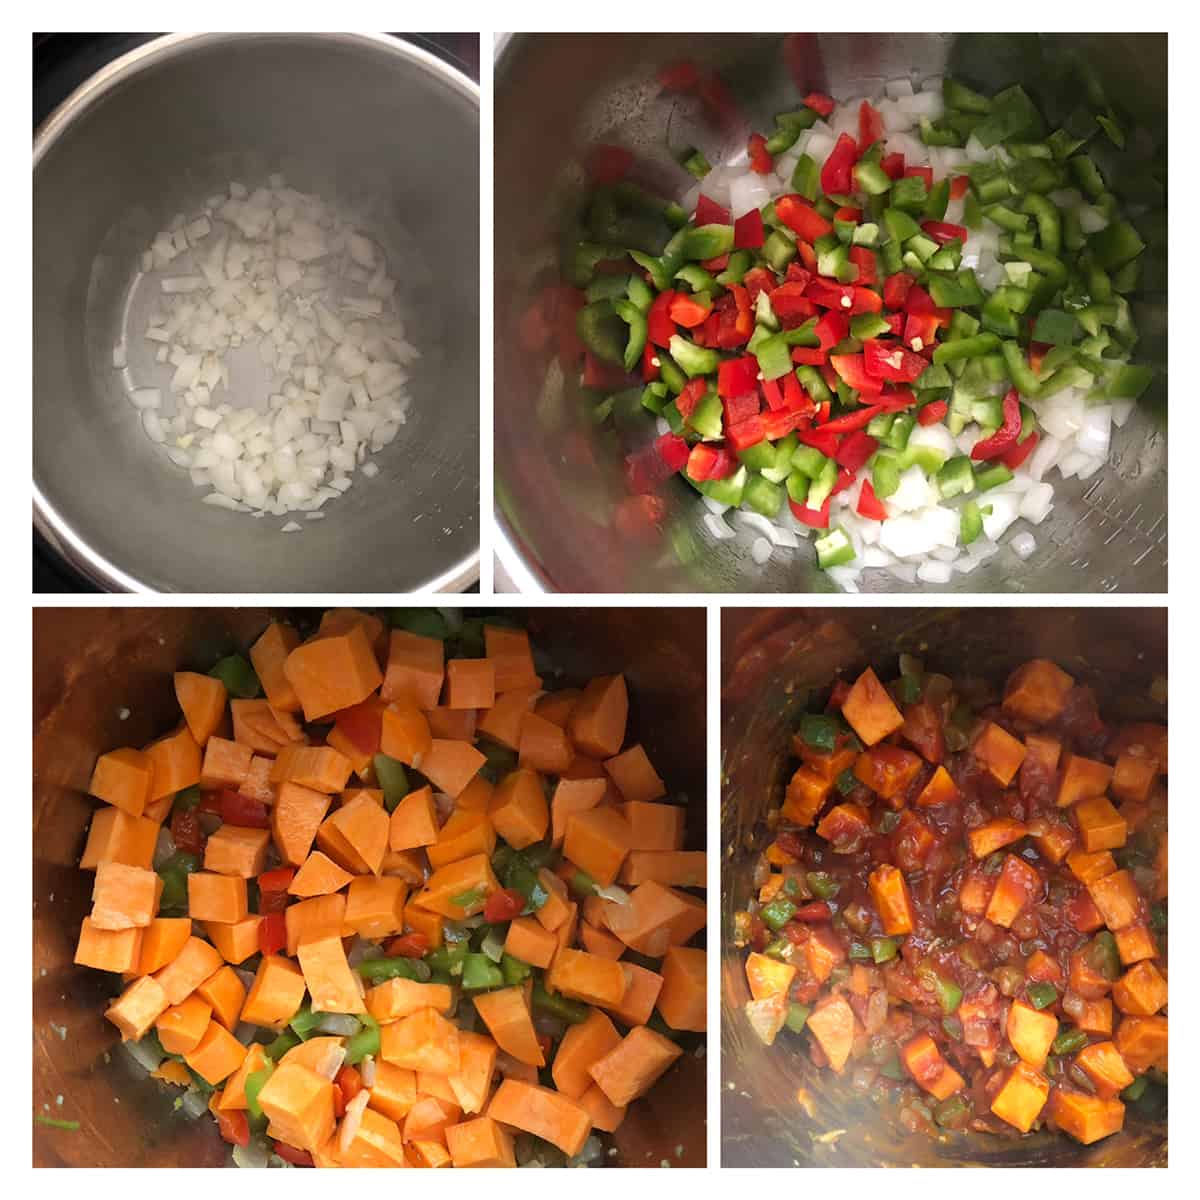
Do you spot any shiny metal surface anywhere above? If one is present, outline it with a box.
[33,607,706,1167]
[720,607,1167,1167]
[494,34,1166,594]
[35,33,479,593]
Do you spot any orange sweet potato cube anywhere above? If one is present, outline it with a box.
[1112,961,1168,1016]
[915,765,961,808]
[489,767,550,850]
[576,1084,626,1134]
[853,745,923,802]
[91,861,162,930]
[419,739,487,798]
[241,954,306,1028]
[1115,1015,1167,1073]
[990,1062,1050,1133]
[79,807,158,870]
[901,1032,963,1100]
[1057,753,1114,808]
[285,893,349,956]
[504,915,558,970]
[74,917,143,974]
[270,744,353,793]
[550,778,606,847]
[257,1062,336,1152]
[204,824,272,878]
[187,872,248,924]
[413,853,499,920]
[1067,848,1117,885]
[563,806,632,886]
[444,658,496,709]
[426,808,496,869]
[365,977,453,1024]
[446,1115,516,1168]
[587,1026,682,1108]
[484,625,541,692]
[568,674,628,759]
[379,1008,462,1076]
[1088,869,1142,931]
[145,726,202,802]
[1074,797,1128,853]
[204,916,261,965]
[196,964,247,1031]
[1075,1041,1135,1098]
[1115,924,1158,966]
[297,934,366,1015]
[153,935,223,1005]
[88,747,154,816]
[547,947,629,1007]
[1002,659,1075,723]
[283,624,383,722]
[745,951,796,1001]
[1049,1089,1125,1145]
[972,722,1027,786]
[868,864,915,935]
[603,744,666,805]
[1111,753,1157,805]
[806,994,859,1076]
[621,800,684,851]
[249,621,302,711]
[657,945,706,1032]
[156,994,213,1055]
[1007,999,1058,1068]
[967,818,1028,859]
[200,736,253,788]
[985,854,1042,929]
[325,793,390,875]
[780,765,830,826]
[486,1080,591,1157]
[105,974,169,1041]
[840,667,904,746]
[519,711,575,775]
[344,876,408,940]
[271,782,331,866]
[1032,818,1076,866]
[368,1061,419,1123]
[382,630,445,709]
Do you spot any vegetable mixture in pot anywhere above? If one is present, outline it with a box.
[734,655,1166,1144]
[69,610,705,1167]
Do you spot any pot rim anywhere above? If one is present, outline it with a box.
[33,31,481,594]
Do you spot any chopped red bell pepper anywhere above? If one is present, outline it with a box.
[215,1108,250,1147]
[834,206,863,223]
[220,790,270,829]
[835,429,879,473]
[848,246,877,286]
[687,443,737,481]
[884,312,905,336]
[331,1085,346,1119]
[695,193,732,226]
[742,267,777,301]
[798,427,841,457]
[748,132,773,174]
[642,340,660,382]
[858,101,885,152]
[791,346,828,366]
[904,312,942,352]
[970,389,1022,461]
[883,272,915,310]
[727,415,767,451]
[857,478,889,520]
[483,887,526,923]
[586,144,633,185]
[921,220,969,246]
[647,290,678,348]
[273,1142,314,1167]
[862,338,930,384]
[723,391,760,426]
[775,194,833,242]
[169,808,205,857]
[803,92,836,118]
[806,278,857,311]
[830,354,886,395]
[770,282,818,327]
[582,352,631,391]
[821,404,885,435]
[904,165,934,189]
[763,409,804,440]
[850,286,883,315]
[676,377,707,420]
[258,911,287,956]
[733,208,765,249]
[786,262,813,287]
[781,372,814,414]
[658,60,701,91]
[718,355,760,399]
[702,253,730,272]
[334,700,383,756]
[198,790,223,815]
[655,432,691,473]
[878,386,918,412]
[259,866,296,894]
[789,495,832,528]
[384,931,431,958]
[820,364,839,394]
[798,240,819,271]
[814,311,849,351]
[821,133,861,196]
[904,283,937,314]
[669,292,711,329]
[1000,431,1040,470]
[832,466,858,495]
[950,174,970,200]
[881,152,906,180]
[336,1065,365,1104]
[759,377,783,411]
[918,399,950,426]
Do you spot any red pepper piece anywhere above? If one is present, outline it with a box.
[850,286,883,315]
[858,100,885,152]
[742,267,777,302]
[904,165,934,189]
[950,174,970,200]
[220,790,270,829]
[655,432,691,474]
[170,807,205,857]
[695,193,732,226]
[676,378,707,421]
[759,377,783,411]
[798,427,841,458]
[733,208,765,250]
[831,466,857,495]
[904,312,942,352]
[904,283,936,314]
[483,888,526,923]
[333,700,383,756]
[781,372,814,414]
[763,409,804,440]
[878,387,918,412]
[708,447,739,479]
[586,144,633,185]
[835,429,879,473]
[971,389,1022,461]
[883,272,915,310]
[712,298,752,348]
[921,220,969,245]
[881,152,906,180]
[727,415,766,451]
[718,355,760,399]
[830,354,885,395]
[806,278,857,311]
[582,352,630,391]
[336,1065,365,1104]
[686,444,717,481]
[820,133,861,196]
[814,311,849,351]
[642,340,660,382]
[215,1108,250,1147]
[918,399,950,426]
[789,495,832,528]
[803,92,836,118]
[702,253,730,273]
[258,911,287,956]
[821,404,885,435]
[862,338,929,384]
[259,866,296,893]
[384,931,431,958]
[273,1142,314,1167]
[848,246,877,286]
[884,312,904,336]
[1000,431,1040,470]
[769,282,818,327]
[647,290,678,348]
[748,132,773,174]
[723,391,760,426]
[198,790,223,815]
[785,262,813,287]
[791,347,827,366]
[669,292,710,329]
[857,478,889,520]
[798,240,819,271]
[775,194,833,242]
[834,205,863,223]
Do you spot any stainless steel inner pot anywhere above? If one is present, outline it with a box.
[494,34,1166,594]
[721,607,1166,1167]
[34,33,479,592]
[33,607,706,1167]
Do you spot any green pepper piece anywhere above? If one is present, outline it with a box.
[1001,340,1041,397]
[243,1064,274,1120]
[532,980,590,1024]
[390,608,448,638]
[681,148,712,180]
[1089,220,1146,270]
[1106,363,1154,401]
[1022,192,1062,256]
[356,955,429,984]
[1051,1027,1089,1057]
[289,1004,324,1041]
[942,78,992,115]
[872,452,901,500]
[935,455,976,500]
[668,333,720,379]
[500,954,533,986]
[932,332,1001,365]
[503,853,550,913]
[785,1002,811,1033]
[791,154,820,201]
[1069,154,1106,199]
[742,474,785,519]
[870,936,899,964]
[924,178,950,222]
[679,223,735,260]
[343,1014,380,1065]
[264,1029,301,1061]
[1121,1075,1149,1102]
[716,250,753,286]
[611,298,648,372]
[762,229,798,272]
[372,753,409,813]
[933,975,963,1014]
[1086,931,1122,981]
[753,333,793,383]
[425,942,469,974]
[1027,982,1058,1010]
[934,1094,971,1129]
[568,868,598,899]
[173,784,203,812]
[975,463,1013,491]
[959,499,984,545]
[854,160,892,196]
[1031,307,1076,346]
[806,871,840,900]
[760,896,798,931]
[799,713,838,753]
[835,768,859,797]
[461,952,505,991]
[157,850,201,916]
[208,653,261,699]
[576,300,628,365]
